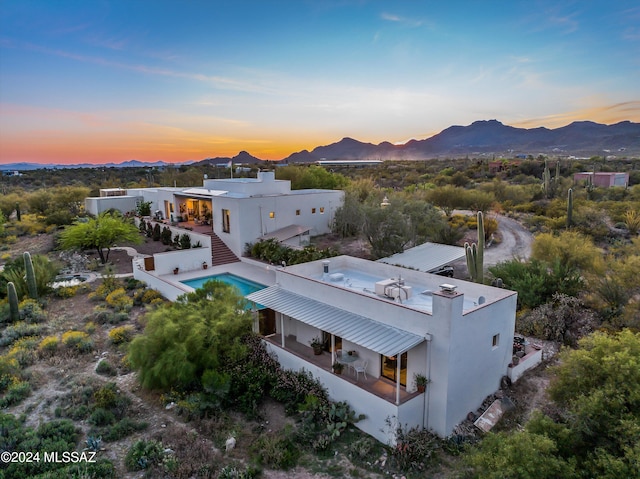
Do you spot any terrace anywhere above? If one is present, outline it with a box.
[263,333,419,405]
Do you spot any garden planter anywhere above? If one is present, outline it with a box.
[173,268,179,275]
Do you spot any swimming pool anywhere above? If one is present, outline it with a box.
[181,273,266,308]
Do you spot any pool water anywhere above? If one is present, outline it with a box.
[181,273,266,308]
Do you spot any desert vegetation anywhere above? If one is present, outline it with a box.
[0,156,639,477]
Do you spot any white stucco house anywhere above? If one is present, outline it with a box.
[85,171,344,259]
[245,255,518,443]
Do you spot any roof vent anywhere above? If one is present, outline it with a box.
[439,283,457,294]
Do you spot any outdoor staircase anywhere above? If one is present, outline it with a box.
[206,232,240,267]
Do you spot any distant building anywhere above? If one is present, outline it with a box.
[2,170,22,177]
[573,172,629,188]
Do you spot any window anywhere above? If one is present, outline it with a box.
[295,209,301,216]
[311,208,316,214]
[319,207,325,214]
[222,209,231,233]
[492,334,500,348]
[269,211,275,219]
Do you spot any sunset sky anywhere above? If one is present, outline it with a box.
[1,0,639,165]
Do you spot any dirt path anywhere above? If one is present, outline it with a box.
[485,214,533,265]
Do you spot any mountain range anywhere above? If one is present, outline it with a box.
[2,120,638,170]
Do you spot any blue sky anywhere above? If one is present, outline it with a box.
[1,0,639,163]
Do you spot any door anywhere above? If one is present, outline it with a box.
[380,352,407,386]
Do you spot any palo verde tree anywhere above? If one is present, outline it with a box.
[465,330,640,479]
[128,280,253,391]
[58,212,142,264]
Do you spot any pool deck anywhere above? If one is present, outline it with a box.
[162,257,278,293]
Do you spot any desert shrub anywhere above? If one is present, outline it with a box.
[0,380,31,408]
[93,382,118,410]
[517,294,598,346]
[106,311,130,324]
[105,287,133,312]
[0,321,43,347]
[178,233,191,249]
[53,285,78,298]
[99,417,148,442]
[18,299,46,323]
[88,273,121,300]
[96,359,117,376]
[389,423,441,472]
[124,277,145,290]
[125,439,165,471]
[61,330,93,353]
[270,369,329,414]
[109,325,135,345]
[218,464,260,479]
[7,337,38,367]
[120,354,133,373]
[134,288,164,306]
[250,428,300,470]
[38,335,59,355]
[161,226,172,245]
[89,407,116,427]
[84,321,97,334]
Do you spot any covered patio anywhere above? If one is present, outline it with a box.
[263,333,419,405]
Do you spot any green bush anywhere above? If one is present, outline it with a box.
[0,380,31,408]
[105,287,133,312]
[99,417,148,442]
[95,359,117,376]
[61,331,93,353]
[108,325,135,345]
[250,430,300,470]
[125,439,165,471]
[88,407,116,427]
[0,321,43,347]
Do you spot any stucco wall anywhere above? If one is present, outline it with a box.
[84,196,139,216]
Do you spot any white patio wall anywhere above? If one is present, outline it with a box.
[264,341,403,445]
[151,248,211,276]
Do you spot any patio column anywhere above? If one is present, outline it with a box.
[395,357,401,405]
[331,335,336,364]
[279,312,285,348]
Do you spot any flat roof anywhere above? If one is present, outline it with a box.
[378,242,465,273]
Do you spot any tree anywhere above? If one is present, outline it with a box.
[488,258,583,310]
[128,280,252,390]
[465,429,577,479]
[58,212,142,264]
[362,203,411,259]
[544,330,640,476]
[531,231,604,276]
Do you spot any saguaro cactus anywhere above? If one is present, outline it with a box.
[567,188,573,229]
[542,160,551,198]
[464,211,485,283]
[24,251,38,300]
[8,282,19,322]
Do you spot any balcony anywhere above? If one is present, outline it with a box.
[263,333,419,405]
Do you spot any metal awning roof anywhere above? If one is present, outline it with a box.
[259,224,311,242]
[378,241,465,273]
[246,286,425,357]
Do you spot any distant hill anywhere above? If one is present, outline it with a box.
[2,120,638,170]
[283,120,640,162]
[0,160,178,171]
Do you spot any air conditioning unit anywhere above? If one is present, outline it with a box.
[375,278,397,296]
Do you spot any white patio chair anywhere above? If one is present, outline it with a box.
[354,360,368,381]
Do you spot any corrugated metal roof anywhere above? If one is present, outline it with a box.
[378,242,465,273]
[246,286,425,357]
[260,225,311,242]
